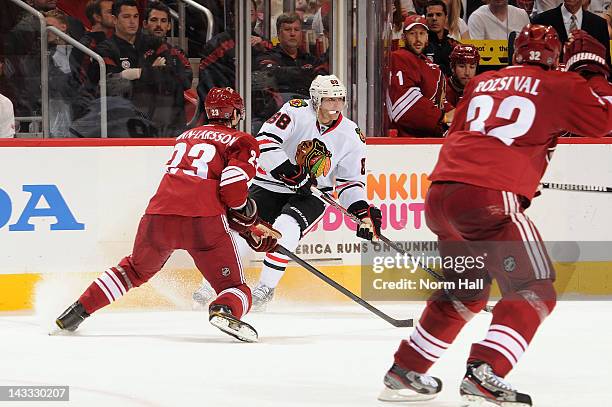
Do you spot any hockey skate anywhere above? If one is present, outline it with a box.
[378,363,442,402]
[209,304,258,343]
[251,283,275,312]
[460,362,532,406]
[192,280,216,309]
[51,301,90,334]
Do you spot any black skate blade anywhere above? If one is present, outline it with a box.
[209,313,258,343]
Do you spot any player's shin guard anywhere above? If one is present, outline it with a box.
[257,214,301,289]
[395,294,488,373]
[78,263,134,314]
[468,280,556,377]
[210,284,252,319]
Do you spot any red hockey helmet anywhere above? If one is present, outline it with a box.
[563,30,609,77]
[205,87,245,121]
[513,24,561,69]
[450,44,481,68]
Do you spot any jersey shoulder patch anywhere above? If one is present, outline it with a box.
[288,99,309,108]
[355,127,366,143]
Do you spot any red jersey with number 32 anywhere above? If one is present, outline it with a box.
[430,65,612,200]
[145,124,260,217]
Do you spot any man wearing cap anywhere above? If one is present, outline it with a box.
[387,15,452,137]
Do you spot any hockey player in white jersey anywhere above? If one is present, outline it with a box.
[193,75,382,310]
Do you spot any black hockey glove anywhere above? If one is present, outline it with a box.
[270,159,316,195]
[348,200,382,241]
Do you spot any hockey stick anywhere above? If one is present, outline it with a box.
[275,245,414,328]
[310,187,493,314]
[540,182,612,193]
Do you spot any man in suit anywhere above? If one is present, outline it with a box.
[533,0,611,66]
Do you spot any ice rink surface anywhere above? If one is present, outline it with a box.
[1,301,611,407]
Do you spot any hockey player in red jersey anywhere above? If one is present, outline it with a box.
[54,87,280,342]
[445,44,480,108]
[379,25,612,406]
[563,30,611,110]
[387,15,452,137]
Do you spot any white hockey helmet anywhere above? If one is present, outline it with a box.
[309,75,347,111]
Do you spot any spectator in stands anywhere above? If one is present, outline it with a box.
[444,0,470,40]
[88,0,168,137]
[142,1,193,135]
[45,9,77,137]
[424,0,460,76]
[253,12,327,132]
[69,0,114,122]
[197,0,272,124]
[312,0,331,35]
[70,0,114,87]
[387,15,452,137]
[586,0,610,15]
[0,91,16,138]
[468,0,531,39]
[33,0,86,39]
[445,43,480,108]
[533,0,611,65]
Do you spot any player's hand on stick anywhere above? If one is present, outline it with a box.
[227,197,258,233]
[348,201,382,241]
[241,220,281,252]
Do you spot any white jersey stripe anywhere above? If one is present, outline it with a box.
[521,214,551,279]
[99,271,123,300]
[390,90,421,118]
[478,340,518,366]
[390,87,421,112]
[408,339,439,362]
[106,269,126,296]
[393,93,423,122]
[489,324,528,350]
[416,323,451,349]
[484,331,524,363]
[220,215,244,283]
[94,279,115,303]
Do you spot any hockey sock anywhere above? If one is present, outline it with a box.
[211,284,252,319]
[395,295,487,373]
[78,264,134,314]
[468,281,556,377]
[258,214,301,288]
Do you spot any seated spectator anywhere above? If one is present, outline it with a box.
[312,0,331,35]
[45,9,77,137]
[468,0,531,39]
[253,12,327,132]
[142,1,193,135]
[35,0,86,40]
[445,44,480,108]
[387,15,452,137]
[197,0,272,123]
[0,92,16,138]
[77,0,167,137]
[70,0,114,89]
[533,0,611,65]
[424,0,460,76]
[444,0,470,40]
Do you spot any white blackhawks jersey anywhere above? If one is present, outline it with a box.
[254,98,368,209]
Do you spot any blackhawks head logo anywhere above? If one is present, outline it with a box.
[295,138,332,178]
[289,99,308,108]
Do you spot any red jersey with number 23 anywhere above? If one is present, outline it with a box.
[146,124,260,217]
[430,65,612,200]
